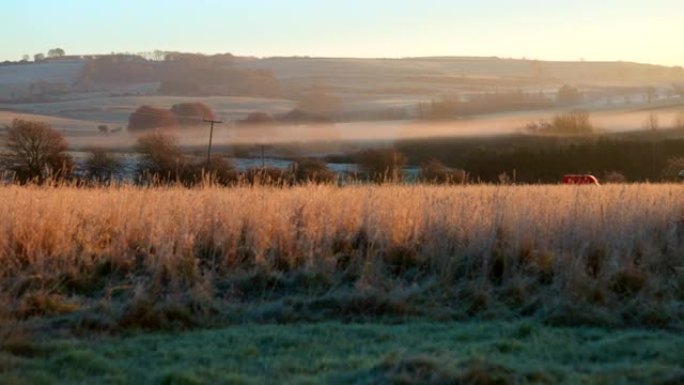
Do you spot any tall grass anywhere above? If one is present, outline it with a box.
[1,184,683,330]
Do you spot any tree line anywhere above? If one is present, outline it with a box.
[0,119,468,186]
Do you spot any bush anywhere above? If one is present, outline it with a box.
[1,119,73,183]
[135,131,185,183]
[356,148,407,183]
[181,156,238,186]
[290,158,336,184]
[551,111,594,134]
[82,147,122,183]
[242,167,290,186]
[419,159,466,184]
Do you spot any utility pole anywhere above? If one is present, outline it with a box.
[203,118,223,166]
[254,144,273,169]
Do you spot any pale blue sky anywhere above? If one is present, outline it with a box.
[3,0,683,66]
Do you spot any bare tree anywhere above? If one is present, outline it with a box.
[1,119,73,183]
[33,53,45,62]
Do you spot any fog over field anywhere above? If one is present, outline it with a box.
[1,55,683,151]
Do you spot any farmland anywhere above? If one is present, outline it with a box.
[1,183,684,384]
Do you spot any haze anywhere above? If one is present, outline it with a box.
[4,0,684,66]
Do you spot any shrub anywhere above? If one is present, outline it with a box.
[356,148,407,183]
[418,159,467,184]
[181,156,238,186]
[290,158,336,184]
[1,119,73,183]
[135,130,185,183]
[82,147,123,183]
[526,111,594,135]
[550,111,594,134]
[242,167,291,186]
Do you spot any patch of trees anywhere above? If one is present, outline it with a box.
[158,67,280,98]
[127,106,180,132]
[397,134,684,183]
[0,119,130,185]
[134,131,237,186]
[134,131,338,186]
[525,111,595,135]
[418,90,552,120]
[555,85,582,105]
[0,119,73,183]
[171,103,216,125]
[76,52,281,97]
[127,103,216,132]
[77,54,157,86]
[238,109,333,126]
[294,85,344,118]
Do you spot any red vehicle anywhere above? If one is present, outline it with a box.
[562,174,600,185]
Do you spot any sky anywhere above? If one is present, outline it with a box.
[3,0,683,66]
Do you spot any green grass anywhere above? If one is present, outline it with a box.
[3,320,683,385]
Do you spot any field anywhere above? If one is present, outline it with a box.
[2,183,684,384]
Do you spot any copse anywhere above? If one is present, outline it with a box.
[0,119,73,183]
[170,102,216,127]
[135,130,236,186]
[525,111,595,135]
[127,105,179,132]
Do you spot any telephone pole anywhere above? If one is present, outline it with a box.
[203,118,223,166]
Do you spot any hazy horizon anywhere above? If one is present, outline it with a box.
[4,0,684,67]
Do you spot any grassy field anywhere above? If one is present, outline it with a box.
[1,183,684,384]
[4,320,684,384]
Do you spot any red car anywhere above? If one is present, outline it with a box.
[562,174,600,185]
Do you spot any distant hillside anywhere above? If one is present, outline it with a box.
[0,59,84,99]
[239,56,682,82]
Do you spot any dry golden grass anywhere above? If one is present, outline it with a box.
[1,183,683,330]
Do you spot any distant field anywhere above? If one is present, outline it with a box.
[2,102,683,154]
